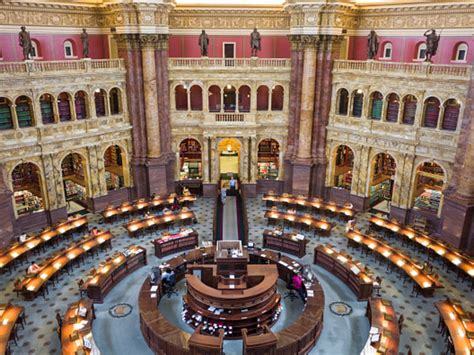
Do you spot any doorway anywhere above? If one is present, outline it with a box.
[218,138,241,181]
[369,153,396,213]
[61,153,88,214]
[223,43,235,67]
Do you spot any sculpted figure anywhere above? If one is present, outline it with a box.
[424,29,441,62]
[250,28,261,57]
[80,28,89,58]
[19,26,33,60]
[199,30,209,57]
[367,30,379,60]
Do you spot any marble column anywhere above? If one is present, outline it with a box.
[0,165,16,248]
[203,137,218,197]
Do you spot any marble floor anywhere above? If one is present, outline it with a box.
[1,195,472,355]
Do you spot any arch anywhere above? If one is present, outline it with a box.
[31,40,40,58]
[190,85,203,111]
[175,84,188,111]
[422,96,441,128]
[412,161,446,214]
[61,152,89,210]
[416,42,427,60]
[64,40,75,58]
[337,88,349,115]
[271,85,284,111]
[257,85,270,111]
[0,97,14,130]
[104,145,126,190]
[257,138,280,180]
[351,90,364,117]
[223,85,236,112]
[57,92,72,122]
[441,98,460,131]
[369,91,383,120]
[401,95,417,125]
[74,91,88,120]
[238,85,251,112]
[179,138,202,180]
[333,145,354,190]
[454,42,468,62]
[385,93,400,122]
[382,42,392,59]
[15,95,34,128]
[109,87,122,115]
[39,93,55,124]
[208,85,221,112]
[369,152,397,211]
[217,138,241,179]
[11,162,45,216]
[94,89,107,117]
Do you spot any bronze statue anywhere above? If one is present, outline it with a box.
[250,28,261,57]
[80,28,89,58]
[367,30,379,60]
[198,30,209,57]
[18,26,33,60]
[424,29,440,62]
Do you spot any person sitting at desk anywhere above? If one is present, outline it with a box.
[162,207,171,214]
[90,227,100,237]
[28,261,41,274]
[171,196,180,212]
[292,272,306,303]
[161,268,175,284]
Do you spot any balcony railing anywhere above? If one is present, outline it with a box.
[215,113,245,122]
[169,58,291,69]
[333,60,471,79]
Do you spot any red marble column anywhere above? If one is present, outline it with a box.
[0,166,16,248]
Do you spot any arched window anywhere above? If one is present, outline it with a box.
[369,92,383,120]
[413,162,445,213]
[15,96,33,127]
[175,85,188,111]
[94,89,107,117]
[208,86,221,112]
[454,43,468,62]
[423,97,441,128]
[64,40,75,58]
[57,92,72,122]
[109,88,122,115]
[74,91,88,120]
[337,89,349,115]
[370,153,396,210]
[190,85,203,111]
[179,138,202,180]
[104,145,125,190]
[40,94,54,124]
[382,42,392,59]
[0,97,13,130]
[442,99,460,131]
[352,90,364,117]
[223,85,236,112]
[31,40,40,58]
[257,86,269,111]
[416,43,427,60]
[271,85,284,111]
[401,95,417,125]
[238,85,251,112]
[12,163,44,216]
[334,145,354,190]
[385,93,399,122]
[257,139,280,180]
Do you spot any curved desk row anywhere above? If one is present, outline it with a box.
[263,229,308,258]
[0,303,25,355]
[153,229,199,258]
[264,210,332,236]
[125,210,196,238]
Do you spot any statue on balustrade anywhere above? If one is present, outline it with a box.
[18,26,33,60]
[250,28,261,57]
[199,30,209,57]
[424,29,441,62]
[367,30,379,60]
[80,28,89,58]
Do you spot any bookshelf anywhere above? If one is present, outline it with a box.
[424,98,440,128]
[58,94,72,122]
[370,95,383,120]
[352,93,363,117]
[334,145,353,190]
[153,229,198,258]
[40,95,54,124]
[95,92,106,116]
[15,97,32,127]
[64,179,86,201]
[385,98,399,122]
[263,229,308,258]
[0,98,13,130]
[75,95,87,120]
[257,139,279,180]
[402,98,417,125]
[179,139,202,180]
[414,162,444,212]
[442,100,460,131]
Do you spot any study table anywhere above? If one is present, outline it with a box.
[263,192,355,220]
[0,303,25,355]
[435,299,474,355]
[124,210,196,238]
[314,244,374,300]
[153,228,199,258]
[0,216,88,272]
[15,231,113,300]
[345,230,442,297]
[263,229,308,258]
[264,209,332,236]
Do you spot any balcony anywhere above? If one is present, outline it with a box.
[169,58,291,70]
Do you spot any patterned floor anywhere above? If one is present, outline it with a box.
[1,195,472,355]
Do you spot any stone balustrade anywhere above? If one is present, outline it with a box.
[169,57,291,70]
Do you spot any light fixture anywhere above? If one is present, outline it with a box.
[357,89,363,94]
[226,84,232,90]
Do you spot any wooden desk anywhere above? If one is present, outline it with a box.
[263,192,355,220]
[435,300,474,354]
[345,230,442,297]
[0,304,24,355]
[82,245,147,303]
[61,299,98,355]
[0,216,88,271]
[243,325,277,355]
[264,210,332,236]
[263,229,308,258]
[15,232,113,300]
[365,298,400,354]
[125,210,196,238]
[314,244,373,300]
[154,229,199,258]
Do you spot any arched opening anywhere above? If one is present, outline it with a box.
[401,95,417,125]
[416,42,427,60]
[413,162,445,214]
[179,138,202,180]
[352,90,364,117]
[175,85,188,111]
[257,86,269,111]
[15,96,33,128]
[64,40,75,58]
[223,85,236,112]
[334,145,354,190]
[423,97,441,128]
[337,89,349,115]
[385,93,400,122]
[104,145,125,191]
[190,85,203,111]
[271,85,284,111]
[109,88,122,115]
[94,89,107,117]
[40,94,55,124]
[442,99,460,131]
[369,153,396,212]
[0,97,13,130]
[382,42,392,59]
[74,91,88,120]
[31,40,40,59]
[218,138,241,181]
[61,153,88,211]
[454,43,468,62]
[238,86,251,112]
[369,92,383,120]
[257,139,280,180]
[208,85,221,112]
[57,92,72,122]
[12,163,44,216]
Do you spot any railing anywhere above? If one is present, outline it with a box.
[215,113,245,122]
[0,59,125,75]
[169,57,291,69]
[333,60,471,79]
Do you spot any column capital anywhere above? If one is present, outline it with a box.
[288,35,320,50]
[138,34,169,50]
